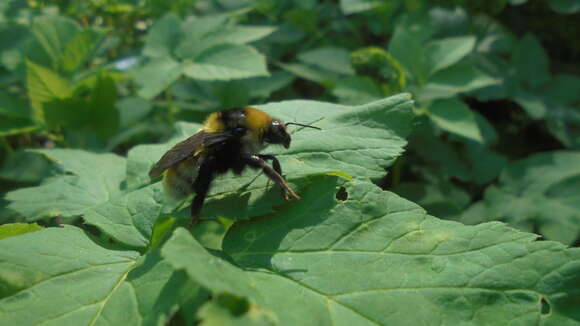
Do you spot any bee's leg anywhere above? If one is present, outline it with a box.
[189,162,214,229]
[244,154,300,200]
[257,154,287,199]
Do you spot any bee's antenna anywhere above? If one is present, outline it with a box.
[285,122,321,130]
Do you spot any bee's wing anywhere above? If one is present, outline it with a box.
[148,130,232,179]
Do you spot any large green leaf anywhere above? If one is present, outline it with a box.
[5,149,126,221]
[0,226,190,325]
[161,177,580,325]
[480,151,580,245]
[129,94,414,220]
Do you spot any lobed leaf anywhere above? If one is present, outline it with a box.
[5,149,126,221]
[0,226,188,325]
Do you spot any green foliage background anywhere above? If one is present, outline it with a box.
[1,0,580,325]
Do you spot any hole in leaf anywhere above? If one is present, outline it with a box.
[216,293,249,317]
[541,297,551,315]
[335,187,348,201]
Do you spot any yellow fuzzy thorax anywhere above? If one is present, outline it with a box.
[203,113,225,133]
[202,107,272,135]
[243,107,271,133]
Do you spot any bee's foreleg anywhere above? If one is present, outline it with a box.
[244,154,300,200]
[257,154,286,199]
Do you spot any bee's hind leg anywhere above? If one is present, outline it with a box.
[189,162,214,229]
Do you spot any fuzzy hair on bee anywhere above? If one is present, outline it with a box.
[148,106,320,228]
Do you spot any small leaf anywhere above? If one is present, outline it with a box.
[427,98,483,142]
[483,151,580,244]
[340,0,384,14]
[30,15,82,69]
[512,34,550,89]
[183,44,269,80]
[143,13,183,59]
[209,26,276,45]
[26,60,71,122]
[426,36,476,75]
[298,47,354,75]
[134,57,184,99]
[332,76,383,105]
[419,63,499,101]
[547,0,580,14]
[60,29,104,73]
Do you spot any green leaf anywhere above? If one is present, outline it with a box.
[542,74,580,105]
[427,98,483,142]
[278,62,338,84]
[0,223,42,240]
[483,151,580,244]
[83,184,166,249]
[0,151,52,183]
[134,57,184,99]
[5,149,126,221]
[512,88,548,119]
[162,228,260,300]
[544,105,580,149]
[117,96,154,127]
[60,29,104,73]
[419,63,499,101]
[0,118,38,137]
[183,44,269,80]
[426,36,476,75]
[298,47,354,75]
[88,72,119,139]
[26,60,72,122]
[340,0,384,14]
[131,94,414,220]
[547,0,580,13]
[332,76,383,105]
[388,27,428,84]
[208,25,276,45]
[206,177,579,325]
[244,71,295,99]
[0,226,188,325]
[512,34,550,89]
[0,90,31,119]
[143,13,183,59]
[30,15,82,69]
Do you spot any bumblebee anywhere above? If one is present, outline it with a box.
[149,106,319,227]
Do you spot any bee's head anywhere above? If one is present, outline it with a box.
[264,119,291,148]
